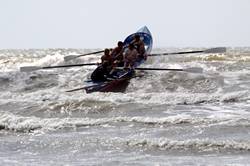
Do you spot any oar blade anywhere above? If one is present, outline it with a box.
[64,55,78,61]
[204,47,226,54]
[20,66,42,72]
[184,67,203,73]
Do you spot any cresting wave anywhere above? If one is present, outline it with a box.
[1,80,250,107]
[1,112,250,133]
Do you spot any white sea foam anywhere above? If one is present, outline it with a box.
[123,137,250,151]
[1,111,249,133]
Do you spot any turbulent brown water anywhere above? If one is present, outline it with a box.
[1,48,250,165]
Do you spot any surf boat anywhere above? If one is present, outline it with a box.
[85,26,153,93]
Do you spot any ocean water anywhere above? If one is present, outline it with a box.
[0,48,250,165]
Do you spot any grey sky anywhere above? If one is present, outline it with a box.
[0,0,250,49]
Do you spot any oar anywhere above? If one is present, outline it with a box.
[115,67,203,74]
[149,47,226,56]
[134,67,203,73]
[64,50,105,61]
[20,63,99,72]
[66,82,108,92]
[66,86,88,92]
[66,84,99,92]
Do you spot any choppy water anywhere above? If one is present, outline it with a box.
[1,48,250,165]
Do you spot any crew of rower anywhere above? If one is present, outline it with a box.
[106,34,145,67]
[91,34,146,81]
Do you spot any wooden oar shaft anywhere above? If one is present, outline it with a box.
[20,62,100,72]
[66,82,108,92]
[150,51,203,56]
[167,50,203,55]
[135,67,183,71]
[64,50,106,61]
[133,67,203,73]
[66,86,90,92]
[149,47,226,56]
[75,50,105,58]
[42,63,98,69]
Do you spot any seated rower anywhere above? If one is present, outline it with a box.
[101,48,113,66]
[110,41,124,67]
[123,44,138,68]
[131,34,146,60]
[91,49,113,82]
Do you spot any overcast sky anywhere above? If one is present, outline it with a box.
[0,0,250,49]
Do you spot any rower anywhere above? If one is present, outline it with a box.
[123,44,138,68]
[110,41,124,67]
[131,34,146,60]
[91,49,112,82]
[111,41,124,59]
[101,48,113,66]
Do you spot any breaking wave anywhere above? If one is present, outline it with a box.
[1,112,250,133]
[123,138,250,152]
